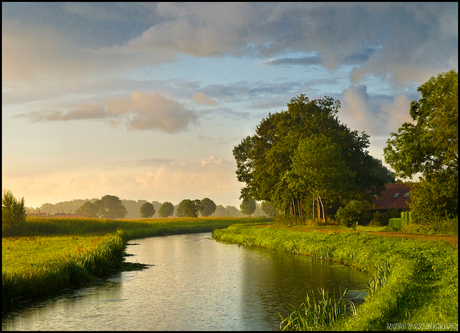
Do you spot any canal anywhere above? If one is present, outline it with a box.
[2,232,369,330]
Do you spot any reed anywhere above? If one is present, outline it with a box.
[279,288,356,331]
[213,225,458,330]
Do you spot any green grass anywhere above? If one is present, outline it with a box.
[3,230,125,311]
[2,216,272,312]
[213,224,458,331]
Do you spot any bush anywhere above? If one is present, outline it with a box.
[371,209,402,226]
[336,200,368,228]
[2,189,26,230]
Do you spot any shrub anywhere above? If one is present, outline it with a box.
[336,200,368,228]
[2,189,26,230]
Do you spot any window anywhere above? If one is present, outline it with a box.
[394,193,399,198]
[404,193,409,197]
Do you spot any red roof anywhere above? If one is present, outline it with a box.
[370,183,412,210]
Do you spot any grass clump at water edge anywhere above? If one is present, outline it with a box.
[279,288,356,331]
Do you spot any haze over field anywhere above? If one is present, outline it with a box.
[2,2,458,209]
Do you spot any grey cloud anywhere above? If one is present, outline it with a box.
[263,56,323,66]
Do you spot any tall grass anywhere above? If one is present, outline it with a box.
[3,216,273,238]
[279,288,356,331]
[3,229,125,311]
[213,225,458,330]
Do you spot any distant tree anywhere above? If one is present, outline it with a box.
[177,199,200,218]
[384,70,458,221]
[240,198,256,217]
[76,201,101,217]
[2,189,26,229]
[212,205,227,217]
[77,195,127,219]
[98,195,127,219]
[226,205,242,217]
[140,202,155,218]
[261,201,278,217]
[159,202,174,218]
[198,198,217,217]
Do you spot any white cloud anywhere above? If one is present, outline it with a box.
[339,85,412,137]
[15,92,199,133]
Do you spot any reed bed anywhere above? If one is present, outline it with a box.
[213,225,458,331]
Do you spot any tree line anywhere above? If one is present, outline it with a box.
[234,70,457,226]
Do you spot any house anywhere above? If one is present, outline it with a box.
[26,211,48,217]
[50,213,90,218]
[370,183,412,210]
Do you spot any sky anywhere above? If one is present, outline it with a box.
[2,2,458,209]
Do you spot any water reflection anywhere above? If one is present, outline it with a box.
[3,232,369,331]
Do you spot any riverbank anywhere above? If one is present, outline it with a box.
[2,217,272,313]
[212,224,458,331]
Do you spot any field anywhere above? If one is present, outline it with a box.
[213,224,458,331]
[2,216,271,312]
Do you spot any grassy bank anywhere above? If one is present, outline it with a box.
[212,224,458,330]
[3,230,125,311]
[2,217,272,312]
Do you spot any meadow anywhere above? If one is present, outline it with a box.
[2,216,271,312]
[212,224,458,331]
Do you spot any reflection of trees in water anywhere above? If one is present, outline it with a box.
[240,247,369,327]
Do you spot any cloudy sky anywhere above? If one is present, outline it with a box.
[2,2,458,209]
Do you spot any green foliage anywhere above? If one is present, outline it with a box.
[409,174,458,223]
[384,70,458,222]
[261,201,278,217]
[371,209,401,226]
[2,189,26,230]
[139,202,155,218]
[240,198,256,217]
[176,199,200,217]
[233,94,389,219]
[158,201,174,218]
[336,200,368,228]
[198,198,217,217]
[401,216,458,235]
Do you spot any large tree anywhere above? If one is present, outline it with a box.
[233,94,387,217]
[384,70,458,221]
[286,134,356,222]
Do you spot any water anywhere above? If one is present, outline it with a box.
[2,232,369,331]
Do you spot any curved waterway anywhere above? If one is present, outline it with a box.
[3,232,369,331]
